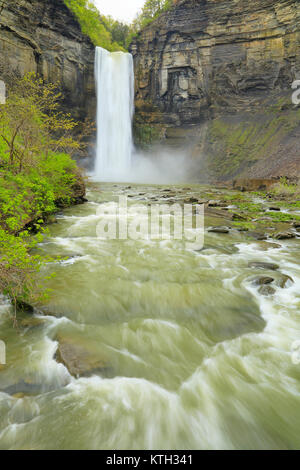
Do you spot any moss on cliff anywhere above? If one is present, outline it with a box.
[133,100,167,149]
[63,0,125,51]
[204,98,300,180]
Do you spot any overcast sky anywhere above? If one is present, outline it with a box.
[93,0,146,23]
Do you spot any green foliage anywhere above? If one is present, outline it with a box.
[133,122,165,149]
[0,74,85,310]
[271,177,300,198]
[64,0,126,51]
[131,0,173,34]
[101,16,130,50]
[0,73,85,172]
[64,0,174,51]
[0,228,48,313]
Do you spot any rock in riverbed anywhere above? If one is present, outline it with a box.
[208,200,227,208]
[274,232,296,240]
[276,274,294,288]
[55,336,110,378]
[255,241,281,251]
[208,226,230,234]
[258,285,276,296]
[247,232,268,241]
[253,276,275,286]
[248,262,279,271]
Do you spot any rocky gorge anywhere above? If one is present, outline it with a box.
[0,0,95,121]
[1,0,299,182]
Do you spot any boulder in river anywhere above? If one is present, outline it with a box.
[254,241,281,251]
[248,262,279,271]
[274,231,296,240]
[208,226,230,234]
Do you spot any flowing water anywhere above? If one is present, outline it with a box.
[0,183,300,450]
[94,48,134,181]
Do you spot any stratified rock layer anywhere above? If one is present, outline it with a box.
[131,0,300,180]
[0,0,95,121]
[131,0,300,125]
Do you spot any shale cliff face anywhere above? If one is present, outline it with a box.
[131,0,300,179]
[0,0,95,121]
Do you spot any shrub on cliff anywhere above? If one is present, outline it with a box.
[131,0,174,33]
[0,228,49,321]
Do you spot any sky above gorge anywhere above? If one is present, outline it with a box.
[94,0,146,23]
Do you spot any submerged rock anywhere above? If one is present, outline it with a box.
[232,213,248,221]
[248,262,279,271]
[20,317,46,329]
[55,337,110,378]
[258,285,276,296]
[16,301,34,314]
[185,197,199,203]
[2,379,68,396]
[253,276,274,286]
[208,200,227,208]
[247,231,268,241]
[255,241,281,251]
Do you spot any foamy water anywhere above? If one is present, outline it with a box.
[0,184,299,449]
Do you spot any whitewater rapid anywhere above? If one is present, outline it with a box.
[0,184,300,449]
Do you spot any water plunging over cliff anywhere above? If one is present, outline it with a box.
[94,47,134,181]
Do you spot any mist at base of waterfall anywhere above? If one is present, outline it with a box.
[91,146,200,184]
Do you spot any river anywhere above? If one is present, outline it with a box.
[0,183,299,450]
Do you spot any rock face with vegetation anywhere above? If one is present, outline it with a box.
[0,0,95,121]
[131,0,300,180]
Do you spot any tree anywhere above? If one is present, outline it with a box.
[0,73,92,173]
[130,0,174,36]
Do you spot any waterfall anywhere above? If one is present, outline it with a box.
[94,47,134,181]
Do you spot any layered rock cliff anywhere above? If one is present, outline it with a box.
[131,0,300,180]
[0,0,95,121]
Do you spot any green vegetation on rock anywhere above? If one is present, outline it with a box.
[205,99,300,180]
[0,74,87,311]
